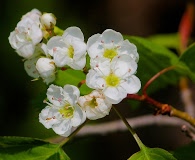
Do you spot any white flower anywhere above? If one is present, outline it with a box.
[39,84,86,137]
[8,9,43,59]
[87,29,139,63]
[78,90,112,120]
[86,54,141,104]
[47,26,87,70]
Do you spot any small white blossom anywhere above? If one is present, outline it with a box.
[87,29,139,63]
[39,84,86,137]
[8,9,43,59]
[86,54,141,104]
[78,90,112,120]
[47,26,87,70]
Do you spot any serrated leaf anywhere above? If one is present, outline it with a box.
[173,142,195,160]
[0,136,70,160]
[124,36,180,94]
[129,146,177,160]
[178,43,195,81]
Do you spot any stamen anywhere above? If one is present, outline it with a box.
[49,61,55,65]
[53,47,57,52]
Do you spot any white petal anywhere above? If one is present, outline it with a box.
[24,57,39,78]
[71,105,86,126]
[121,75,141,94]
[47,36,66,56]
[101,29,123,44]
[90,57,111,75]
[85,106,100,120]
[103,86,126,104]
[112,55,137,77]
[39,106,61,129]
[118,40,139,62]
[29,24,43,44]
[87,33,100,49]
[53,51,69,67]
[72,40,87,58]
[96,97,112,113]
[63,85,80,104]
[47,84,65,107]
[17,43,35,58]
[40,43,48,56]
[86,69,106,90]
[70,55,86,70]
[52,119,72,137]
[8,31,18,49]
[87,34,102,58]
[63,26,84,41]
[21,9,41,23]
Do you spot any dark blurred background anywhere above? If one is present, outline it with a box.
[1,0,192,159]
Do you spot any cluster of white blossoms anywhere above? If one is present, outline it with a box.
[9,9,141,137]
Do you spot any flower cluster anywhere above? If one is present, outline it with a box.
[9,9,141,137]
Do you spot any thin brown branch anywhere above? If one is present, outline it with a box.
[127,65,195,128]
[143,65,176,95]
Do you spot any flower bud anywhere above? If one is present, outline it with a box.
[36,57,55,78]
[40,13,56,29]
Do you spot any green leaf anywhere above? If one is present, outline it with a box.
[0,136,70,160]
[147,33,180,50]
[54,69,92,95]
[124,36,180,94]
[178,43,195,81]
[79,83,93,95]
[129,146,177,160]
[173,142,195,160]
[54,69,86,87]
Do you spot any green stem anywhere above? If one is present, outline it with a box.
[113,106,145,150]
[59,119,89,147]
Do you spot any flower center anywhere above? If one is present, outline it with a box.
[103,48,117,60]
[59,104,74,118]
[85,97,97,108]
[68,45,74,58]
[105,73,120,87]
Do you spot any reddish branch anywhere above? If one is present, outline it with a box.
[127,66,195,127]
